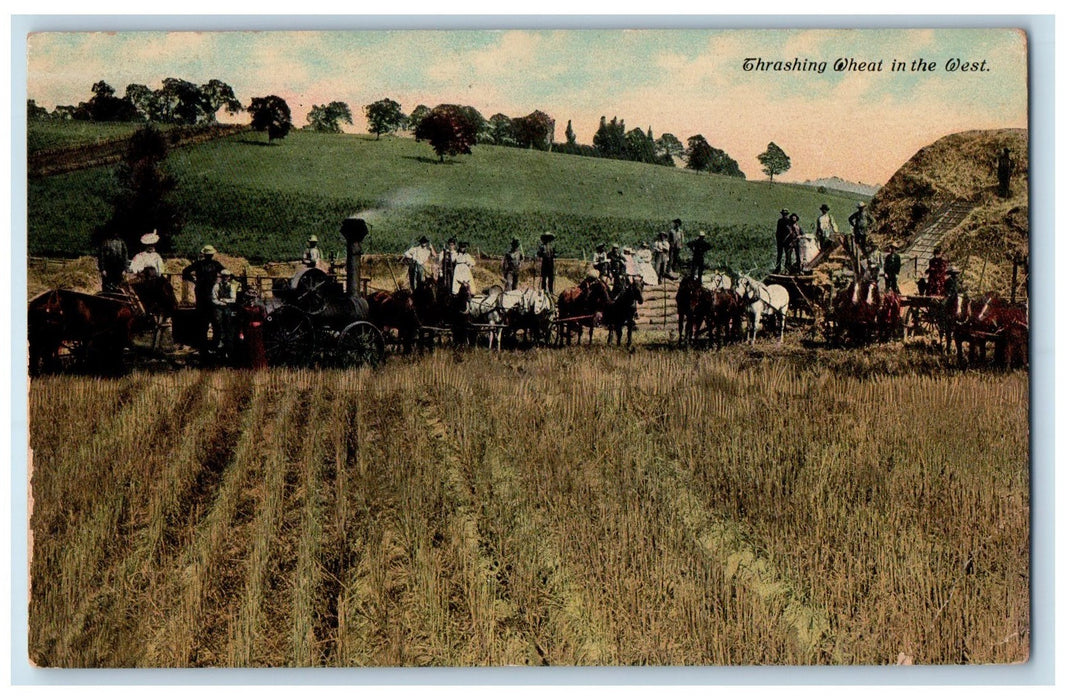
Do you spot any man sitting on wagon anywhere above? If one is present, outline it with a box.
[924,247,949,296]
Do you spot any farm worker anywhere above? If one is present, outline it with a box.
[883,244,902,293]
[302,235,321,268]
[815,204,837,250]
[502,238,523,291]
[591,243,610,280]
[439,237,458,291]
[925,247,949,296]
[607,244,626,285]
[668,219,685,274]
[996,147,1013,197]
[944,266,961,296]
[402,235,435,291]
[97,230,129,292]
[773,209,791,274]
[848,202,872,260]
[182,244,225,356]
[635,241,658,286]
[793,214,818,273]
[687,231,712,281]
[537,231,556,295]
[652,232,671,281]
[129,230,164,279]
[451,241,476,295]
[211,269,238,360]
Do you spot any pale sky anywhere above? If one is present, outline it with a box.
[26,28,1028,184]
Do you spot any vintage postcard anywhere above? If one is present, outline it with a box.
[23,26,1031,670]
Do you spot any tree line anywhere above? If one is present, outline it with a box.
[29,81,791,178]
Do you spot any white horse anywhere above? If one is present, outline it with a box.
[735,274,790,344]
[463,284,505,350]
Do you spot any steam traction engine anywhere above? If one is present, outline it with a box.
[261,217,385,367]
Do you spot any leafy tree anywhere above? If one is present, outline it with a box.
[565,119,576,145]
[686,134,713,172]
[487,113,516,146]
[248,95,293,142]
[758,141,791,182]
[513,110,555,150]
[52,105,77,120]
[124,84,160,121]
[593,116,627,159]
[407,104,431,132]
[707,147,746,178]
[656,133,684,161]
[458,105,489,143]
[364,98,406,139]
[157,78,206,124]
[307,101,354,133]
[76,80,138,122]
[27,99,49,120]
[414,104,479,162]
[100,124,182,253]
[200,79,243,122]
[625,127,656,163]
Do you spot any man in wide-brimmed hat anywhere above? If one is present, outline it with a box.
[402,235,435,291]
[537,231,557,295]
[302,234,321,268]
[848,201,872,262]
[502,237,523,291]
[882,243,902,293]
[591,242,610,281]
[774,208,792,274]
[815,204,837,250]
[129,229,164,279]
[687,230,712,280]
[182,244,226,357]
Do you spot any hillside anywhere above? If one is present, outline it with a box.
[28,128,856,270]
[869,128,1028,295]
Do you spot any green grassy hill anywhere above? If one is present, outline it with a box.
[28,127,857,270]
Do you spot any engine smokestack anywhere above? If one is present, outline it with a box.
[340,217,369,299]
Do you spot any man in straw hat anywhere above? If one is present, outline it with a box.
[815,204,837,250]
[129,229,164,279]
[302,234,321,268]
[667,218,685,274]
[537,231,557,295]
[182,244,225,356]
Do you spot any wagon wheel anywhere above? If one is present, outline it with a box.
[263,306,315,366]
[290,267,331,315]
[549,320,566,347]
[335,321,386,368]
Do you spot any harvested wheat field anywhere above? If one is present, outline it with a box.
[28,347,1029,667]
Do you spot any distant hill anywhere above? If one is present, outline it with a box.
[869,128,1028,295]
[799,176,880,197]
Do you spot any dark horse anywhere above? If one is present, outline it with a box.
[556,277,611,345]
[605,278,645,347]
[367,288,420,353]
[28,289,136,375]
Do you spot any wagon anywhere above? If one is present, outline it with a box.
[900,294,943,342]
[257,218,386,368]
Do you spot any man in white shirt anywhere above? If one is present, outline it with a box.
[302,235,322,268]
[402,236,435,291]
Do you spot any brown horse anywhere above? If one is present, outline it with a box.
[973,294,1029,368]
[877,290,903,342]
[557,277,611,345]
[675,276,713,346]
[830,278,881,345]
[708,288,745,348]
[367,288,420,353]
[28,289,135,375]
